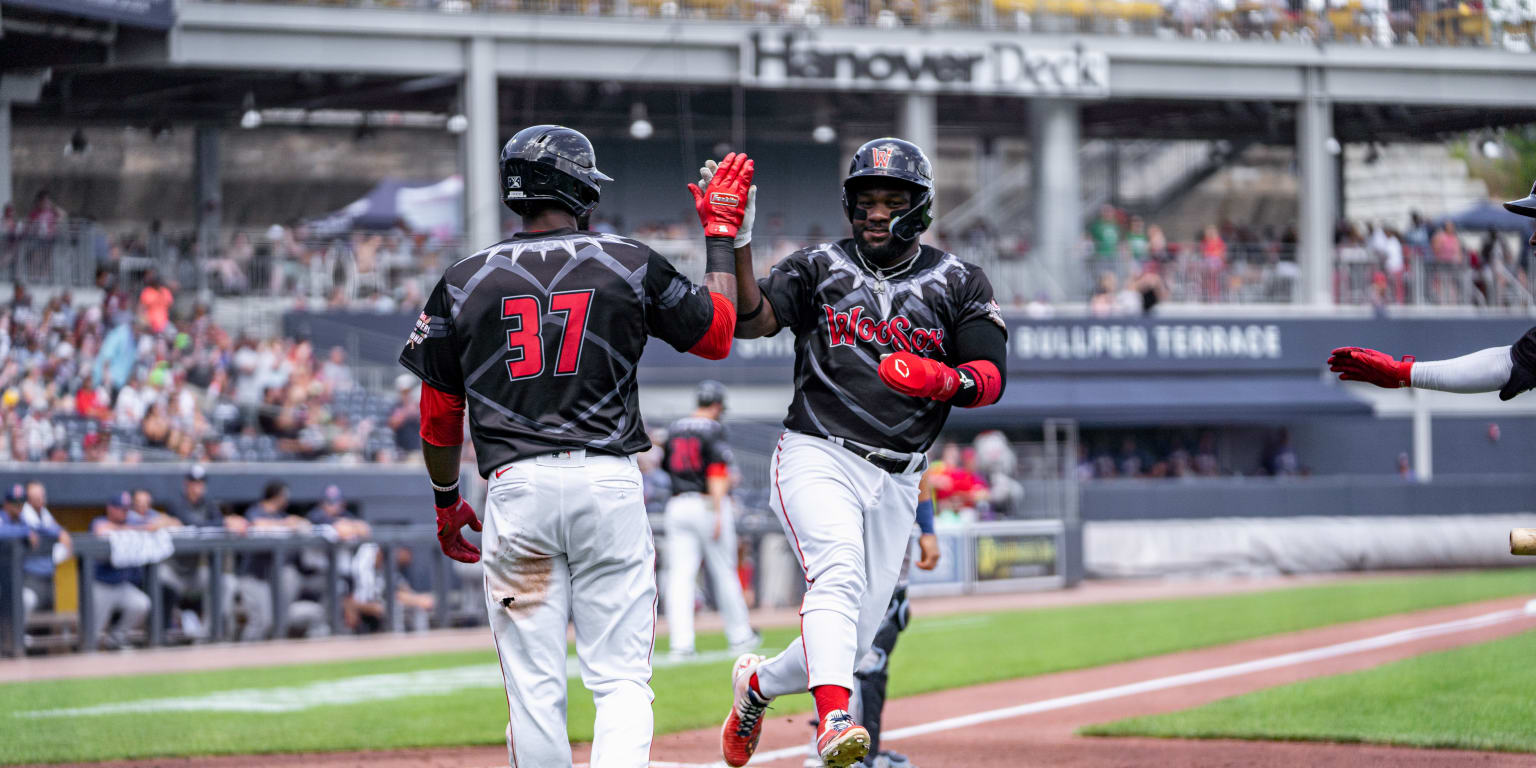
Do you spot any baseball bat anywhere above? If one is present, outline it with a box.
[1511,529,1536,556]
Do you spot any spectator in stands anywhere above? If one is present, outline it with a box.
[25,190,64,241]
[89,491,155,649]
[138,269,174,336]
[307,484,371,541]
[319,347,354,393]
[1125,216,1150,264]
[1088,205,1121,269]
[387,374,421,458]
[1430,220,1465,302]
[1200,224,1228,300]
[238,480,326,640]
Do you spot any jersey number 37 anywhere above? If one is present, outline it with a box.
[502,290,594,380]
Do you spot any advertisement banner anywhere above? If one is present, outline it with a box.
[743,30,1109,97]
[973,530,1059,582]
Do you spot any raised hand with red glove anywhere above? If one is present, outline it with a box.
[688,152,754,240]
[1327,347,1414,389]
[436,496,483,564]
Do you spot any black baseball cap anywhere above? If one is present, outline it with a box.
[107,491,131,510]
[4,484,23,503]
[186,464,207,482]
[1504,180,1536,218]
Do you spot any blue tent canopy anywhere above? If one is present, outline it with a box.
[1441,200,1536,233]
[307,176,463,239]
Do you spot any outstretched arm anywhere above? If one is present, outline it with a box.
[1329,329,1536,401]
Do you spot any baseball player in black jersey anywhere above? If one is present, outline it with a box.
[662,380,761,660]
[1327,180,1536,401]
[716,138,1008,768]
[399,125,754,768]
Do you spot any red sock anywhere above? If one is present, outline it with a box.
[749,672,764,697]
[812,685,851,723]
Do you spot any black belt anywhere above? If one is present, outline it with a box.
[813,434,927,475]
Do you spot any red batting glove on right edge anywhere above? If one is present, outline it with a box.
[688,152,754,239]
[1328,346,1414,389]
[435,497,482,563]
[878,351,960,401]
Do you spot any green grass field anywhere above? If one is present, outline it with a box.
[2,569,1531,764]
[1082,628,1536,753]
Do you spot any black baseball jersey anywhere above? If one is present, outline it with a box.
[400,228,717,477]
[760,239,1006,454]
[663,416,734,495]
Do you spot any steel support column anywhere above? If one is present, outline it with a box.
[464,36,501,249]
[1298,67,1336,307]
[1030,98,1083,302]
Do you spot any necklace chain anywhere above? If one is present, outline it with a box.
[853,244,921,284]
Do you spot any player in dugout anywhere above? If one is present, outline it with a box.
[1327,181,1536,401]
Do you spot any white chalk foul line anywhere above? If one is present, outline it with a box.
[724,607,1529,766]
[17,647,745,718]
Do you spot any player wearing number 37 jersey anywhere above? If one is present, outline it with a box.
[399,125,754,768]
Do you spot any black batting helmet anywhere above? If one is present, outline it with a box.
[842,138,935,242]
[696,379,727,408]
[500,125,613,219]
[1504,180,1536,219]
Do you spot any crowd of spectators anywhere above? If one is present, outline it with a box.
[1075,204,1535,311]
[0,267,424,465]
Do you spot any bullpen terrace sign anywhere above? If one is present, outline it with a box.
[744,31,1110,97]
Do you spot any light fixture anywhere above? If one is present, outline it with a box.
[629,102,653,140]
[64,129,89,156]
[1324,137,1341,156]
[240,92,261,130]
[811,100,836,144]
[445,114,469,134]
[1480,138,1503,159]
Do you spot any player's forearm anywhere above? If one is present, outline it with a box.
[703,236,738,310]
[419,383,466,507]
[707,474,731,515]
[733,246,779,339]
[1409,346,1513,393]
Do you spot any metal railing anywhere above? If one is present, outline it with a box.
[1,526,459,656]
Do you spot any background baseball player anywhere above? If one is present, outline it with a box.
[1327,180,1536,401]
[715,138,1008,768]
[398,125,753,768]
[662,379,761,660]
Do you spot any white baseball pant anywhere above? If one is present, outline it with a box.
[481,449,657,768]
[755,431,921,696]
[663,492,755,654]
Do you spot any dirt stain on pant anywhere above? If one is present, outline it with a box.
[486,555,554,619]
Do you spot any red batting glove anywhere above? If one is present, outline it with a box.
[435,497,483,564]
[687,152,754,239]
[878,351,960,401]
[1328,346,1414,389]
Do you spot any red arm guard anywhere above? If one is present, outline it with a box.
[419,383,466,447]
[706,462,730,480]
[956,360,1003,408]
[687,292,736,360]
